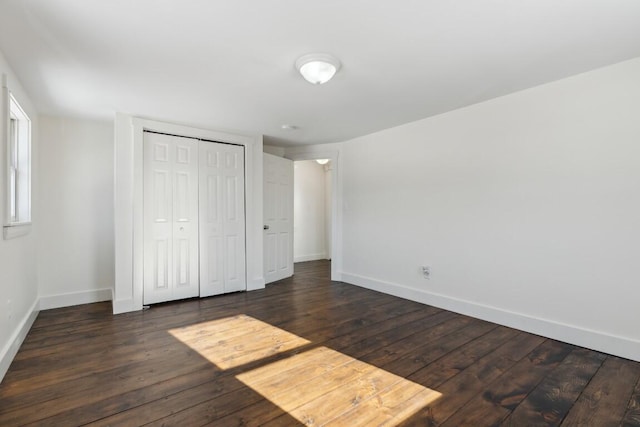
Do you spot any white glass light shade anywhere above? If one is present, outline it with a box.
[296,54,341,85]
[316,159,330,165]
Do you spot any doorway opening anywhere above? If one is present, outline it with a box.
[293,159,333,273]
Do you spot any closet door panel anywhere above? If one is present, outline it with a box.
[222,146,246,292]
[143,132,199,304]
[172,138,200,300]
[199,142,246,296]
[144,133,173,304]
[199,143,225,296]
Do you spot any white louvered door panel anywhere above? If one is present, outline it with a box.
[199,141,246,296]
[143,132,199,304]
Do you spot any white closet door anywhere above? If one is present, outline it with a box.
[143,132,199,305]
[263,153,293,284]
[199,141,246,296]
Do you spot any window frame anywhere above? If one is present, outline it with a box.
[2,75,32,239]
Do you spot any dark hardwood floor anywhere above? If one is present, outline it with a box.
[1,260,639,426]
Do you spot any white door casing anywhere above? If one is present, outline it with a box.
[143,132,200,304]
[263,153,293,284]
[115,115,263,314]
[199,141,246,296]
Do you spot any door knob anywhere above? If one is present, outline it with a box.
[263,225,270,230]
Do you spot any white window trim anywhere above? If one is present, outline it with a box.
[3,221,31,239]
[2,74,32,239]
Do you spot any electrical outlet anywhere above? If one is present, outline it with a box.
[421,265,431,280]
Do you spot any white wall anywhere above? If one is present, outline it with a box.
[294,160,327,262]
[264,145,285,157]
[0,50,39,381]
[338,57,640,361]
[37,117,114,309]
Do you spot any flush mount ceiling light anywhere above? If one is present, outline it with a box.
[316,159,330,165]
[295,53,341,85]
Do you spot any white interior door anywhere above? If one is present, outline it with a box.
[199,141,246,296]
[263,153,294,284]
[143,132,199,304]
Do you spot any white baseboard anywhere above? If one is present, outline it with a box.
[341,272,640,362]
[294,253,327,263]
[0,299,39,383]
[39,288,112,311]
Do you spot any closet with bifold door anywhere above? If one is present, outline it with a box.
[143,131,246,305]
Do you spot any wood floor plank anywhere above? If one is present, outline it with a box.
[260,362,406,426]
[116,308,445,426]
[246,352,382,425]
[336,310,459,361]
[36,299,441,426]
[398,331,547,426]
[18,276,363,349]
[439,339,574,426]
[30,301,112,328]
[86,370,251,427]
[1,260,639,427]
[0,349,213,425]
[24,366,221,427]
[197,310,447,427]
[622,374,640,427]
[327,381,441,427]
[560,355,640,427]
[405,325,518,387]
[358,315,476,367]
[17,284,356,354]
[4,284,390,394]
[139,381,276,427]
[380,320,498,378]
[501,347,606,426]
[2,332,199,397]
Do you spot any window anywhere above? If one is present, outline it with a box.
[3,82,31,239]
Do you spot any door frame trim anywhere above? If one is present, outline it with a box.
[114,114,265,313]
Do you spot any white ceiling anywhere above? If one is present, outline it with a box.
[1,1,640,147]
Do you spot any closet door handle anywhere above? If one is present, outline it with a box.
[263,225,270,230]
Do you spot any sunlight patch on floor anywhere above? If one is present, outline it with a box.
[168,315,310,370]
[170,315,441,424]
[237,346,442,426]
